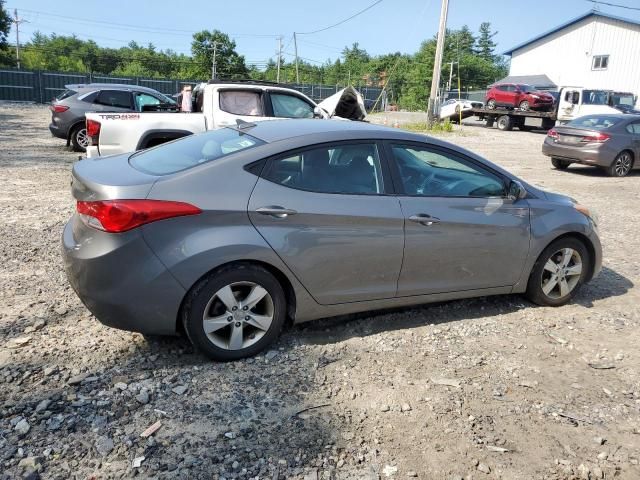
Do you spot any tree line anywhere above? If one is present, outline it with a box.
[0,2,507,110]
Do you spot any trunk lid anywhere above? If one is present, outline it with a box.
[550,126,609,147]
[71,154,159,201]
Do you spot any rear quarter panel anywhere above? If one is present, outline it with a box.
[88,112,207,156]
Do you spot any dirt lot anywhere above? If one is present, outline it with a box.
[1,103,639,480]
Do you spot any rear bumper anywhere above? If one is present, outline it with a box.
[542,139,616,167]
[49,123,67,140]
[62,217,185,335]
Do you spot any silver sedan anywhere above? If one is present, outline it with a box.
[63,119,602,361]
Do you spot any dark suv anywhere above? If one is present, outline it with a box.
[485,83,555,112]
[49,84,176,151]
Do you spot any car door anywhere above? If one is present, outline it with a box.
[386,142,531,296]
[248,141,405,305]
[627,120,640,159]
[93,89,135,112]
[504,84,518,107]
[494,85,507,105]
[215,88,272,127]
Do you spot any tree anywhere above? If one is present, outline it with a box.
[476,22,498,61]
[191,30,248,80]
[0,0,13,67]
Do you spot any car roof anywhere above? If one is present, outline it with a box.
[230,119,430,144]
[573,113,640,119]
[65,83,166,95]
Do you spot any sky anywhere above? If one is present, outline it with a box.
[7,0,640,68]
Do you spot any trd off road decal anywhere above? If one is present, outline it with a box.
[97,114,140,120]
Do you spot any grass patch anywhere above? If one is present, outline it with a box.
[403,119,454,133]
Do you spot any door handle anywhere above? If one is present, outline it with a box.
[255,206,298,218]
[409,214,440,226]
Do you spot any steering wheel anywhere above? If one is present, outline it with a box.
[416,170,436,195]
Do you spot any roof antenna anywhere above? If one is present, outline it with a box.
[236,119,257,129]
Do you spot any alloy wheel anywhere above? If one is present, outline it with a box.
[519,101,530,111]
[614,152,632,176]
[541,248,582,299]
[202,281,274,350]
[76,128,90,148]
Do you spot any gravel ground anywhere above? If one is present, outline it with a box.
[1,103,640,480]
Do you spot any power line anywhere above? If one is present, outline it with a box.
[296,0,384,35]
[8,7,282,37]
[585,0,640,11]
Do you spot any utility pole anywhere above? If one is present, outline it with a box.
[446,61,457,94]
[293,32,300,84]
[211,41,218,80]
[427,0,449,125]
[276,36,282,83]
[12,9,27,69]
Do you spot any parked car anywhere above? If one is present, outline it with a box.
[485,83,555,112]
[49,84,176,152]
[63,119,601,361]
[543,114,640,177]
[84,83,367,158]
[439,99,483,122]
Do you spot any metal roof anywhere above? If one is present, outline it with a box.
[502,10,640,56]
[492,74,557,89]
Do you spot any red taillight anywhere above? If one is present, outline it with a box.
[76,200,201,233]
[86,119,101,146]
[582,132,610,143]
[547,128,558,139]
[50,104,69,113]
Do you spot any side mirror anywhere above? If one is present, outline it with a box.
[313,106,327,119]
[507,180,527,201]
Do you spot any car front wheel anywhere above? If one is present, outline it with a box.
[526,237,590,307]
[182,264,287,361]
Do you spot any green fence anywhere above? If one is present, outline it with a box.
[0,68,384,107]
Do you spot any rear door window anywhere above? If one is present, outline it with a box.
[626,122,640,134]
[95,90,133,109]
[130,128,265,175]
[219,90,263,116]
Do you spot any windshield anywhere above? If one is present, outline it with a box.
[582,90,610,105]
[611,93,635,107]
[130,128,265,175]
[567,115,622,129]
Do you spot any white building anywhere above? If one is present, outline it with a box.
[503,11,640,104]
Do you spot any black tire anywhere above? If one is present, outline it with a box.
[182,264,287,361]
[70,124,89,152]
[486,99,496,110]
[519,100,530,111]
[551,158,571,170]
[496,115,513,131]
[607,151,634,177]
[526,237,590,307]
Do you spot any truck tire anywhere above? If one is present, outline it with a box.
[496,115,514,131]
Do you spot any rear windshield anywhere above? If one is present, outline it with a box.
[129,128,265,175]
[567,116,622,130]
[55,89,76,101]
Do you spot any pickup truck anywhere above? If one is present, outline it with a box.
[85,82,367,157]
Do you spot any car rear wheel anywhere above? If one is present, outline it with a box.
[519,100,530,111]
[70,124,90,152]
[182,264,287,361]
[526,237,590,307]
[486,99,496,110]
[607,151,633,177]
[551,158,571,170]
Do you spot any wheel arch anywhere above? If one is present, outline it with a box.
[66,120,86,141]
[176,259,297,335]
[612,149,635,166]
[526,231,598,289]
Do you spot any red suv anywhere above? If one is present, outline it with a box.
[485,83,554,112]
